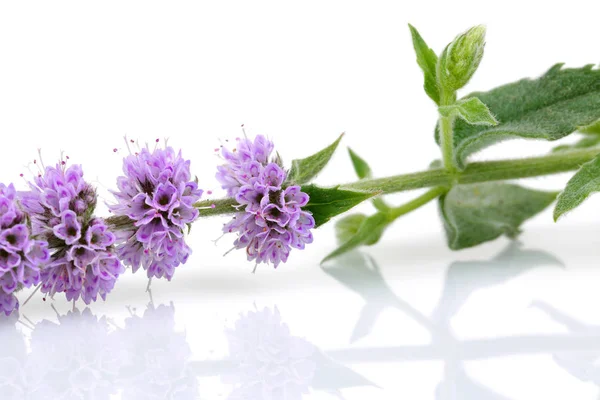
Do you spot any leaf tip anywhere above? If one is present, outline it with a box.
[546,63,565,75]
[320,253,336,266]
[330,132,345,149]
[347,146,359,160]
[553,207,563,222]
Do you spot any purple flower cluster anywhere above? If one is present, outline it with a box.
[110,147,202,280]
[20,164,124,303]
[0,183,49,315]
[217,136,314,268]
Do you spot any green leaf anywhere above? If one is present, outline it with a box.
[579,119,600,134]
[552,134,600,153]
[302,184,378,227]
[322,212,389,263]
[348,147,372,179]
[408,24,440,105]
[347,147,389,211]
[335,213,368,244]
[437,25,486,93]
[436,64,600,169]
[438,97,498,126]
[288,133,344,185]
[439,182,557,250]
[554,154,600,221]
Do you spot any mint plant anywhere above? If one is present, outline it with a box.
[198,24,600,262]
[3,24,600,314]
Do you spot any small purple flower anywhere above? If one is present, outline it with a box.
[0,183,49,316]
[20,164,124,304]
[109,146,202,280]
[0,291,18,317]
[217,137,314,269]
[53,210,81,245]
[216,135,275,197]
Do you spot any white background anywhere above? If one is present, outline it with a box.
[1,2,599,399]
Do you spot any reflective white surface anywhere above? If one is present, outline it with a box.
[2,221,600,400]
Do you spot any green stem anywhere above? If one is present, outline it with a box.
[438,89,458,174]
[197,147,600,218]
[388,186,448,220]
[194,198,238,217]
[439,115,457,174]
[342,147,600,194]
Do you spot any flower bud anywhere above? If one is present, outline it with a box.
[438,25,486,94]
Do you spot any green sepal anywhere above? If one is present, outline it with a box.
[436,64,600,169]
[554,154,600,221]
[408,24,440,105]
[439,182,557,250]
[438,97,498,126]
[287,133,344,185]
[302,184,379,228]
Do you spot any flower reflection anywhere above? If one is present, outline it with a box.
[222,305,375,399]
[0,302,197,400]
[117,303,198,400]
[224,306,316,400]
[27,308,122,399]
[0,314,27,400]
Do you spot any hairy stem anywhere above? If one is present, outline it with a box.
[195,147,600,218]
[343,147,600,194]
[438,89,458,174]
[388,186,448,220]
[439,115,457,174]
[194,198,239,217]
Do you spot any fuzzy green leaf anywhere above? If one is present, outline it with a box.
[302,184,378,227]
[408,24,440,105]
[438,97,498,126]
[347,147,389,211]
[335,213,368,244]
[554,154,600,221]
[439,183,557,250]
[348,147,372,179]
[322,212,389,263]
[437,64,600,169]
[288,133,344,185]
